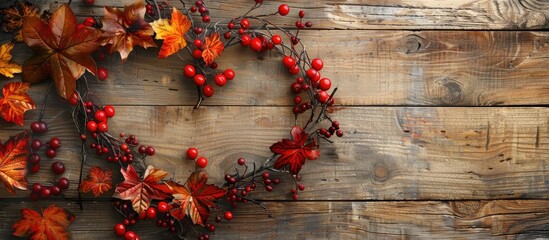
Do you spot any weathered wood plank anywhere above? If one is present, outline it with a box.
[43,0,549,30]
[6,30,549,106]
[0,200,548,239]
[1,106,548,200]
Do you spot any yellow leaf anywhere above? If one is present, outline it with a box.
[0,43,22,78]
[202,33,224,66]
[151,7,191,59]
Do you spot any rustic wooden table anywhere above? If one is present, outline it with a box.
[2,0,549,239]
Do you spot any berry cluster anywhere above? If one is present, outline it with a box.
[112,200,176,240]
[183,64,236,98]
[189,0,211,23]
[185,147,209,168]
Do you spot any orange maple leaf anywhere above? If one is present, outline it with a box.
[0,131,29,193]
[151,7,192,59]
[165,171,226,225]
[101,0,157,62]
[1,1,40,42]
[0,82,35,126]
[80,166,113,197]
[0,43,22,78]
[12,204,76,240]
[21,4,103,100]
[202,33,225,66]
[114,165,171,213]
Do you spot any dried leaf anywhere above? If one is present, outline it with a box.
[151,7,191,59]
[0,82,35,126]
[202,33,224,66]
[270,126,320,174]
[12,204,76,240]
[101,0,157,62]
[114,165,171,213]
[165,171,226,225]
[80,166,113,197]
[1,1,40,42]
[0,43,22,78]
[0,131,29,193]
[21,4,103,99]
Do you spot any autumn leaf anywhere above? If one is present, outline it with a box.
[0,82,35,126]
[114,165,171,213]
[12,204,75,240]
[165,171,226,225]
[0,43,22,78]
[21,4,103,100]
[101,0,157,62]
[80,166,113,197]
[0,131,29,193]
[202,33,224,66]
[270,126,320,174]
[1,1,40,42]
[151,7,191,59]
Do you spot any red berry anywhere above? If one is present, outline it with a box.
[196,157,208,168]
[104,105,115,118]
[250,38,263,52]
[291,82,302,94]
[293,96,302,104]
[38,121,48,132]
[262,172,270,179]
[271,35,282,45]
[278,4,290,16]
[306,69,317,79]
[94,110,107,122]
[32,183,42,193]
[202,15,210,22]
[124,231,137,240]
[41,187,51,198]
[214,74,227,87]
[305,21,313,27]
[31,139,43,150]
[190,6,197,12]
[223,69,235,80]
[146,207,157,219]
[194,39,203,48]
[319,78,332,91]
[83,17,96,27]
[224,211,233,221]
[87,121,97,132]
[202,85,214,97]
[46,148,57,158]
[52,161,65,175]
[240,18,250,29]
[289,65,300,75]
[146,146,155,156]
[30,164,40,173]
[58,177,70,189]
[51,186,62,195]
[228,22,235,29]
[29,153,41,164]
[186,148,199,160]
[223,31,231,39]
[311,58,323,71]
[183,65,196,78]
[193,27,203,34]
[30,121,41,133]
[237,158,245,165]
[318,90,330,103]
[192,49,203,59]
[98,67,108,81]
[299,10,305,18]
[240,34,251,46]
[194,74,206,86]
[157,201,169,213]
[82,0,94,6]
[49,137,61,149]
[114,223,126,236]
[98,121,108,133]
[282,56,295,68]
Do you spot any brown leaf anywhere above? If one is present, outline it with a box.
[1,1,40,42]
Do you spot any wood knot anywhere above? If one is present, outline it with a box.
[519,11,547,29]
[451,201,484,218]
[373,163,389,182]
[402,34,425,54]
[428,77,464,104]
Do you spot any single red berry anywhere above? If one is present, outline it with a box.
[336,130,344,137]
[46,148,57,158]
[51,186,62,195]
[240,34,251,46]
[146,146,155,156]
[82,0,94,6]
[183,64,196,78]
[186,148,199,160]
[240,18,250,29]
[38,121,48,132]
[146,207,157,219]
[30,121,41,133]
[237,158,245,165]
[289,65,300,75]
[104,105,115,118]
[138,146,147,154]
[29,153,41,164]
[271,35,282,45]
[41,187,51,198]
[291,82,302,94]
[30,164,40,173]
[208,224,216,232]
[306,69,317,79]
[262,172,270,179]
[193,49,203,59]
[202,15,210,22]
[224,211,233,221]
[223,31,232,39]
[52,161,65,175]
[318,90,330,103]
[196,157,208,168]
[211,62,218,69]
[202,85,214,97]
[194,39,203,49]
[157,201,169,213]
[94,110,107,122]
[31,139,43,150]
[98,67,108,81]
[311,58,323,71]
[95,51,106,61]
[214,74,227,87]
[293,96,302,104]
[32,183,42,193]
[227,22,234,29]
[238,28,245,35]
[190,6,197,12]
[145,4,153,11]
[49,137,61,149]
[305,21,313,27]
[250,38,263,52]
[278,4,290,16]
[114,223,126,236]
[87,121,97,132]
[223,69,235,80]
[193,74,206,86]
[58,177,70,189]
[299,10,305,18]
[124,231,137,240]
[292,193,299,200]
[283,56,296,68]
[255,0,263,3]
[98,121,108,133]
[319,78,332,91]
[83,17,96,27]
[298,184,305,191]
[265,185,273,192]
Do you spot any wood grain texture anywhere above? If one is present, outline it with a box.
[6,30,549,106]
[1,105,549,200]
[0,200,548,239]
[43,0,549,30]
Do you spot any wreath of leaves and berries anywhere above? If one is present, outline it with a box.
[0,0,343,239]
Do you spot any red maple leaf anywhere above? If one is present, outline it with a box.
[21,4,103,100]
[165,171,226,225]
[270,126,320,174]
[113,165,171,213]
[0,131,29,193]
[201,32,224,66]
[12,204,75,240]
[101,0,157,62]
[80,166,113,197]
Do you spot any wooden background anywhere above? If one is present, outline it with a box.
[2,0,549,239]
